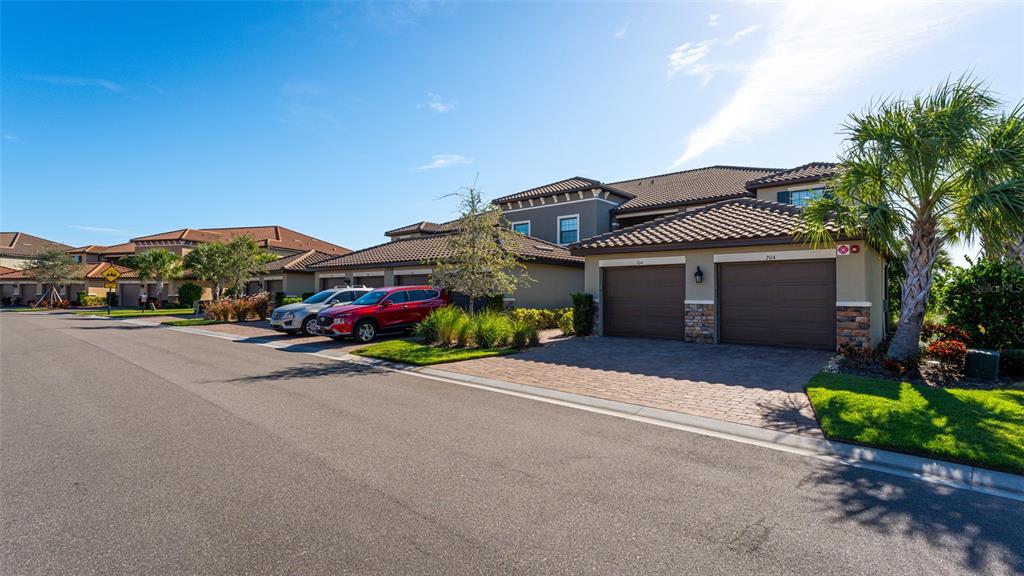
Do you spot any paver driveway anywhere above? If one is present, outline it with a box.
[439,336,833,435]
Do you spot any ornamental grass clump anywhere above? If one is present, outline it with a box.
[470,310,513,348]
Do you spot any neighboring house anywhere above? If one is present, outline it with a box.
[0,262,136,305]
[309,231,584,309]
[0,232,72,270]
[243,249,338,298]
[568,163,885,352]
[67,242,137,264]
[123,225,351,303]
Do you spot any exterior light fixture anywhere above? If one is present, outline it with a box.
[694,266,704,284]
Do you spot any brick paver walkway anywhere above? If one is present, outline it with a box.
[439,337,832,435]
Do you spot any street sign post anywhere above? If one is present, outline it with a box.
[101,267,121,315]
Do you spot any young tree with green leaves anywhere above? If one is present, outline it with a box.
[122,248,183,303]
[429,184,533,313]
[27,248,79,306]
[801,76,1024,361]
[222,235,277,296]
[183,241,230,299]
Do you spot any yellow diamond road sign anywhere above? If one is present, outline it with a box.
[101,267,121,283]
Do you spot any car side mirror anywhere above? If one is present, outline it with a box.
[380,300,391,307]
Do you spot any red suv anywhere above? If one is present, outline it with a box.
[315,286,450,342]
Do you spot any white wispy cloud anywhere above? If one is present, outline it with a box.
[612,21,630,39]
[3,133,21,142]
[418,93,454,113]
[25,74,123,93]
[708,14,721,27]
[667,40,716,81]
[725,24,760,45]
[672,1,977,167]
[415,154,471,170]
[68,225,133,234]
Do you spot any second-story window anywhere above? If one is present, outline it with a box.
[777,187,826,207]
[558,215,579,244]
[511,221,530,236]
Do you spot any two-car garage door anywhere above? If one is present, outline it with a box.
[718,260,836,350]
[601,259,836,349]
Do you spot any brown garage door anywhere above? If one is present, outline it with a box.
[120,283,140,307]
[718,259,835,349]
[354,275,385,288]
[396,274,430,286]
[603,265,685,339]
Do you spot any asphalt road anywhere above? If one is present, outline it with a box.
[2,313,1021,576]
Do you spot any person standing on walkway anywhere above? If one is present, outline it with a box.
[139,291,147,311]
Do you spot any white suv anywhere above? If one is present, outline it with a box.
[270,287,371,336]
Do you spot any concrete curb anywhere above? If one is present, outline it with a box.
[413,366,1024,500]
[84,314,1024,501]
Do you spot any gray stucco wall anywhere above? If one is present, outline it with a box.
[500,198,618,244]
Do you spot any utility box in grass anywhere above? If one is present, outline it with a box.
[965,349,1000,380]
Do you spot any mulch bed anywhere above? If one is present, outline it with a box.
[826,353,1021,390]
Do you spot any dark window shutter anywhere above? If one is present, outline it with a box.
[777,191,791,204]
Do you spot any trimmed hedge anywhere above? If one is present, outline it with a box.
[571,293,595,336]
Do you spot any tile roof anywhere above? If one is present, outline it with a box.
[608,165,781,214]
[0,262,138,281]
[0,232,72,257]
[263,250,337,273]
[67,242,136,255]
[130,226,350,255]
[745,162,838,190]
[384,220,458,237]
[311,232,582,270]
[0,266,15,275]
[492,177,619,204]
[572,198,840,253]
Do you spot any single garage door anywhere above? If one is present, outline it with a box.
[396,274,430,286]
[603,265,685,339]
[718,259,836,349]
[321,277,345,291]
[120,283,140,307]
[354,275,385,288]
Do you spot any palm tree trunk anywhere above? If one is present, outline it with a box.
[1007,234,1024,267]
[887,221,942,362]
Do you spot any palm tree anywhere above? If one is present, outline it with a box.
[801,76,1024,361]
[122,249,183,304]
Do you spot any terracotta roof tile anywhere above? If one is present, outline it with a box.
[311,232,582,270]
[745,162,838,189]
[572,198,839,252]
[384,220,458,237]
[67,242,136,255]
[131,226,350,255]
[0,262,138,281]
[492,177,615,204]
[0,232,72,257]
[608,166,781,213]
[264,250,337,273]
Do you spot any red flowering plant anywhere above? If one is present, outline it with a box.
[921,321,971,345]
[926,339,968,375]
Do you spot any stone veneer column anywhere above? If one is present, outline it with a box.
[836,305,871,350]
[684,303,715,343]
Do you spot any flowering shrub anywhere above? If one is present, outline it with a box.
[921,321,971,344]
[926,339,968,374]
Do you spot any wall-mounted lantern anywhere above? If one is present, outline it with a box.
[694,266,704,284]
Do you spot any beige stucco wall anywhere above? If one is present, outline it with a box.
[0,256,33,270]
[315,263,584,310]
[583,241,886,345]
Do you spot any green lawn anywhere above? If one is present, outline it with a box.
[162,318,224,327]
[352,339,519,366]
[806,373,1024,473]
[73,308,195,317]
[1,307,60,312]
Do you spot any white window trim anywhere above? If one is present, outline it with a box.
[713,249,836,263]
[556,214,581,246]
[836,301,872,307]
[510,220,531,236]
[684,299,714,304]
[599,256,686,267]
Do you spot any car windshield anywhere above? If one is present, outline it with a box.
[303,290,337,304]
[351,290,388,306]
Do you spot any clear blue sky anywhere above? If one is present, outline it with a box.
[3,1,1022,260]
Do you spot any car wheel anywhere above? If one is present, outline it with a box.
[355,320,376,343]
[300,316,317,336]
